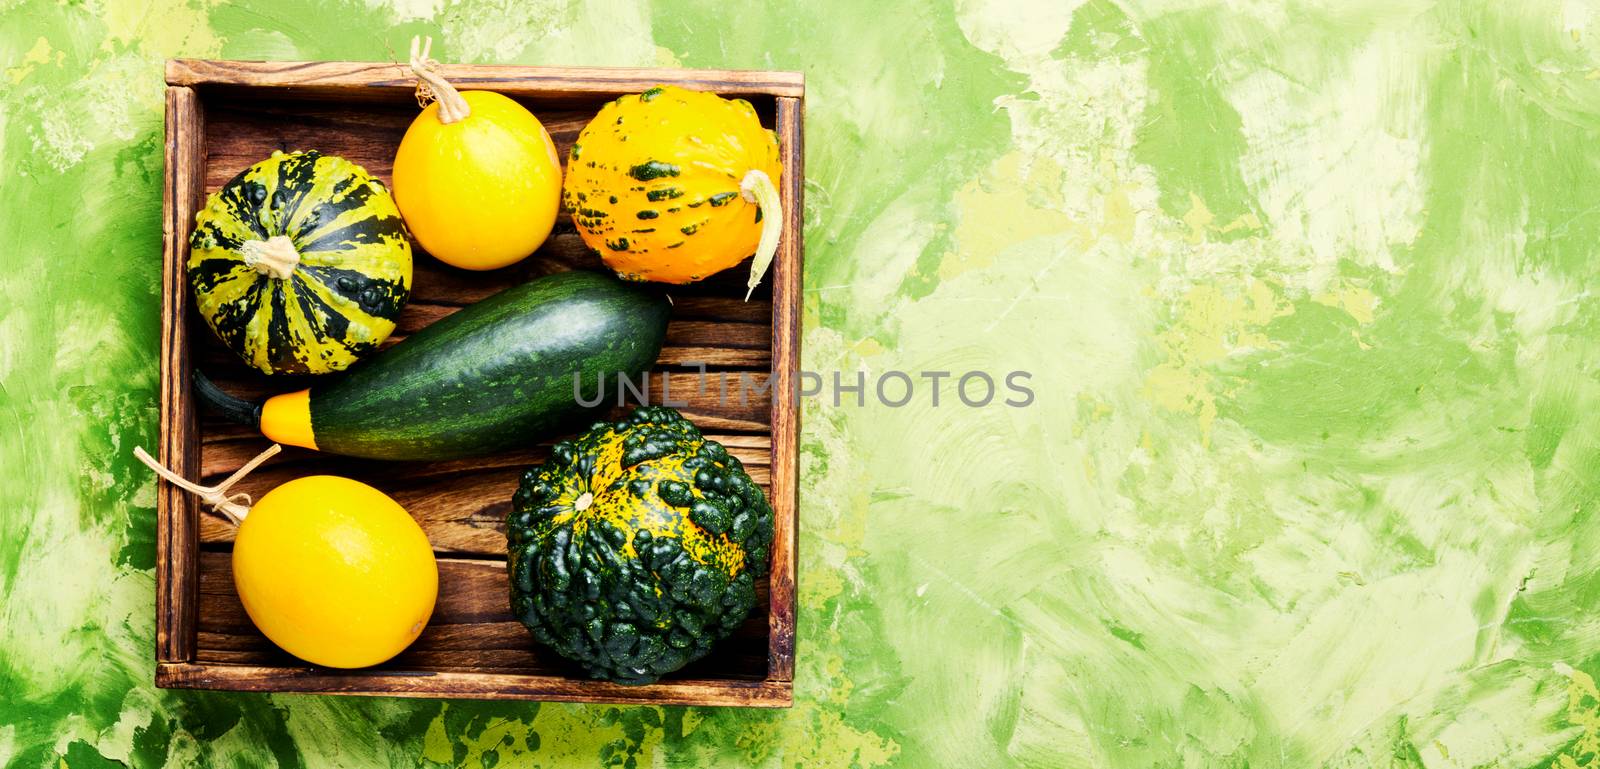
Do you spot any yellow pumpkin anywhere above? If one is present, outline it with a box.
[134,445,438,669]
[234,474,437,668]
[392,38,563,271]
[563,85,783,296]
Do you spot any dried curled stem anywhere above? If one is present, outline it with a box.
[133,443,282,525]
[409,36,470,124]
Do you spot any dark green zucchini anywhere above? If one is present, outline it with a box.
[199,270,669,461]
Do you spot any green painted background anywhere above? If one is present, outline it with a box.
[4,0,1600,766]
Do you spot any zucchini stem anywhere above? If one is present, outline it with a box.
[132,443,281,525]
[409,36,471,124]
[193,369,264,427]
[740,169,782,301]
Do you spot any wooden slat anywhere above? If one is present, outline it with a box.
[194,554,770,636]
[194,434,772,555]
[199,428,772,479]
[157,663,792,707]
[193,321,771,372]
[767,96,803,682]
[157,86,204,664]
[396,235,767,304]
[664,319,771,350]
[167,59,804,99]
[191,553,771,686]
[369,307,772,362]
[667,296,772,323]
[656,346,769,368]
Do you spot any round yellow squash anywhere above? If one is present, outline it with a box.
[563,85,783,294]
[392,38,562,271]
[133,444,439,669]
[233,474,438,668]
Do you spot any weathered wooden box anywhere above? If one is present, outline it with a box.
[155,59,801,707]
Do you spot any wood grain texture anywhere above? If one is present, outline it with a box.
[166,58,803,99]
[192,310,771,371]
[159,64,802,705]
[193,434,773,556]
[193,552,770,680]
[156,663,792,707]
[157,86,204,664]
[767,97,804,682]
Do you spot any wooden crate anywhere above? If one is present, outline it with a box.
[155,59,802,707]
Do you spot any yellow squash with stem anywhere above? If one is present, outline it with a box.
[134,444,438,668]
[563,85,783,297]
[392,37,563,270]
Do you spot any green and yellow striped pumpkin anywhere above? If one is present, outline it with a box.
[188,151,412,375]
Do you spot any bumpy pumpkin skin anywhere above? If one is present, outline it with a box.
[562,86,782,284]
[189,151,412,375]
[507,406,774,684]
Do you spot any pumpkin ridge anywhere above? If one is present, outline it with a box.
[205,278,262,360]
[295,264,407,319]
[508,406,772,683]
[189,151,412,375]
[273,151,322,234]
[288,272,379,358]
[295,213,406,255]
[216,179,271,241]
[261,281,300,373]
[301,184,382,241]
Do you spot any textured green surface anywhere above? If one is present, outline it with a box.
[4,0,1600,766]
[509,406,773,685]
[307,271,668,460]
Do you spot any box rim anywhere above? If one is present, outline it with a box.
[156,67,802,707]
[165,58,804,97]
[157,662,794,708]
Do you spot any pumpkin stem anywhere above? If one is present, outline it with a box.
[409,36,471,125]
[239,235,300,280]
[739,170,782,301]
[132,443,281,526]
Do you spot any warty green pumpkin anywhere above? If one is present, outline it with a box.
[189,150,412,375]
[508,406,774,684]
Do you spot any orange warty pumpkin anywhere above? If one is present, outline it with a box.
[562,86,782,296]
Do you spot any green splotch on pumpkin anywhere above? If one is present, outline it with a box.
[628,160,681,181]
